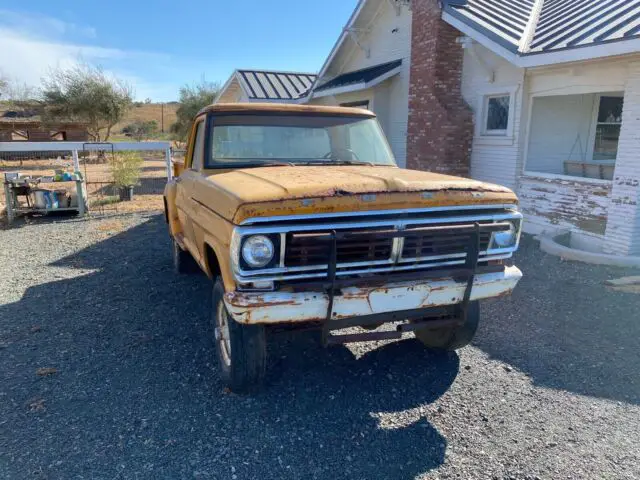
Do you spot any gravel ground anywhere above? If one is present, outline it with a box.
[1,212,639,480]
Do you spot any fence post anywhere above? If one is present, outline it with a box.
[165,147,173,180]
[72,149,80,172]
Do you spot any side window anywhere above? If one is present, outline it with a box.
[482,94,511,136]
[190,120,205,170]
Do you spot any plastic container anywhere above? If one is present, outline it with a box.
[44,191,58,209]
[33,190,49,209]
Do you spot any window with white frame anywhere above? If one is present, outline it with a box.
[592,95,623,161]
[482,94,510,135]
[525,92,624,181]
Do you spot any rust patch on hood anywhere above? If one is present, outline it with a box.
[200,165,518,223]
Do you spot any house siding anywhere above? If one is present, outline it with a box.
[312,1,411,167]
[461,44,525,190]
[604,60,640,256]
[217,77,244,103]
[518,176,611,240]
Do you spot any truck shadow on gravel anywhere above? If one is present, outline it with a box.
[476,235,640,405]
[0,214,457,479]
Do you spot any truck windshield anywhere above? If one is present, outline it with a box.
[207,115,396,167]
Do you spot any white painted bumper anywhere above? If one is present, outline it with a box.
[225,266,522,325]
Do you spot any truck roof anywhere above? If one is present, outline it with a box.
[197,102,376,118]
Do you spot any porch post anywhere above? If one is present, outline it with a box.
[603,61,640,257]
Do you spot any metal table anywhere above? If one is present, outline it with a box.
[3,179,87,225]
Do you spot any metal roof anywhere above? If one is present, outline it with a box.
[236,70,317,101]
[443,0,640,55]
[314,59,403,92]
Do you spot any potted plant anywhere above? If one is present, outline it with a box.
[109,152,143,201]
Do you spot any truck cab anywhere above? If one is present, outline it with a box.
[164,103,523,393]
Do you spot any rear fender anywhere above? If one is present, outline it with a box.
[164,180,181,237]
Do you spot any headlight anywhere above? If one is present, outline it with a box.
[491,221,518,249]
[242,235,275,268]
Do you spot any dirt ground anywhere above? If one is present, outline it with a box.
[1,213,639,479]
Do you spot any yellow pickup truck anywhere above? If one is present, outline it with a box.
[164,103,522,392]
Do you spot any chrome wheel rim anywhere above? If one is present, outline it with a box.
[216,301,232,367]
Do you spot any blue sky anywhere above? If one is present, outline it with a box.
[0,0,358,101]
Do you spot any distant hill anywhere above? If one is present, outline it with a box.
[114,103,178,134]
[0,101,180,139]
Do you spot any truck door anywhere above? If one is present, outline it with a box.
[175,115,206,257]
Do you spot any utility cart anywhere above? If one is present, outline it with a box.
[3,173,87,225]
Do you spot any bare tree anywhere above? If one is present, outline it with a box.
[41,64,133,142]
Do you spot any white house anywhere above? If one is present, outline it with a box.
[306,0,412,167]
[439,0,640,256]
[310,0,640,257]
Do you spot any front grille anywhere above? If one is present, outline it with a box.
[234,206,521,282]
[285,225,493,268]
[402,229,492,259]
[285,231,393,267]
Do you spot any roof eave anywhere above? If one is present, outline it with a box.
[312,63,403,98]
[520,38,640,68]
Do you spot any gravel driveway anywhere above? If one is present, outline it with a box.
[1,213,639,479]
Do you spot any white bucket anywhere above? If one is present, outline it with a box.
[33,190,48,209]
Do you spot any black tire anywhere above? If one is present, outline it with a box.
[172,238,199,274]
[211,278,266,393]
[414,301,480,351]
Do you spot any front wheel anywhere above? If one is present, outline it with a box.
[211,278,266,393]
[414,301,480,351]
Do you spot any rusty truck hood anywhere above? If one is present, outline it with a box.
[200,166,518,224]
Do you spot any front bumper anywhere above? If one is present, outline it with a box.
[225,266,522,325]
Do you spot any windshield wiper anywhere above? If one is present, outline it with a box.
[213,159,296,167]
[295,159,376,166]
[259,161,296,167]
[328,160,375,166]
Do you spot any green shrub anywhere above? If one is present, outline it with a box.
[109,152,144,188]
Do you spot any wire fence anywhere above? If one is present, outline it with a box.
[1,142,172,217]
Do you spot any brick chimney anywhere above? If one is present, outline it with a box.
[406,0,473,177]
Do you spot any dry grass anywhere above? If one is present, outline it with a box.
[0,102,178,140]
